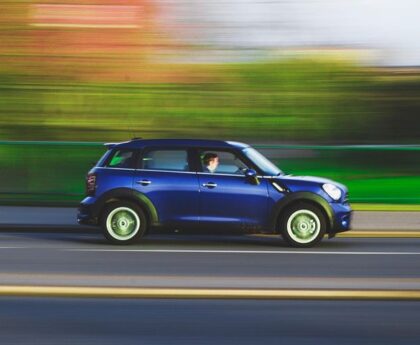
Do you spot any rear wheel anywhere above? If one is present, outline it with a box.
[279,202,326,247]
[101,201,147,244]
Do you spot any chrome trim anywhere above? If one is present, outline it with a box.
[202,182,217,188]
[98,167,135,171]
[134,168,196,175]
[197,172,246,177]
[100,167,274,177]
[136,180,152,186]
[272,181,285,193]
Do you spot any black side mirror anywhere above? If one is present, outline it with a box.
[244,169,260,185]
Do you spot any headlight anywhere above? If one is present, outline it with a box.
[322,183,342,201]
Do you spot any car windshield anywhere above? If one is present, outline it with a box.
[242,147,283,176]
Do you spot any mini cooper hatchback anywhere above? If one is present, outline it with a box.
[78,139,351,247]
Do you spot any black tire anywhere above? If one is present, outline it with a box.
[101,201,147,245]
[279,202,327,248]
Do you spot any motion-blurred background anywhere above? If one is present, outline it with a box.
[0,0,419,206]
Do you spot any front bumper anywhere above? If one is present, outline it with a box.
[330,202,352,236]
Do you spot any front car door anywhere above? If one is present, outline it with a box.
[133,147,199,228]
[196,148,269,231]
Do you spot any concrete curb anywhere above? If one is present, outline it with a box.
[0,224,99,233]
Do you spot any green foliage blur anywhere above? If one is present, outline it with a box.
[1,58,419,143]
[1,58,420,206]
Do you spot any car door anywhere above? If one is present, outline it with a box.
[197,149,269,231]
[133,147,199,228]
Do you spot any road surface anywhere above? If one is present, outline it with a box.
[0,206,419,344]
[0,298,419,345]
[0,231,419,290]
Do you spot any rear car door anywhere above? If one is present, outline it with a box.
[196,149,269,231]
[132,147,199,228]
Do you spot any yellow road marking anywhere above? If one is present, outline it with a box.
[1,286,420,300]
[337,231,420,238]
[351,204,420,212]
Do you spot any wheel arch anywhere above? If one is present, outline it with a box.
[270,192,334,234]
[94,188,159,227]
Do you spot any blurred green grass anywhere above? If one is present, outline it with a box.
[1,59,418,143]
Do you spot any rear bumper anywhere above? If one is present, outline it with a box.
[77,198,99,226]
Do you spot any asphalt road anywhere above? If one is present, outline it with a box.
[0,231,419,290]
[0,205,419,290]
[0,298,419,345]
[0,206,419,343]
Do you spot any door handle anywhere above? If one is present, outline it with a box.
[202,182,217,189]
[136,179,152,186]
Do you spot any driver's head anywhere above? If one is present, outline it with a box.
[203,152,219,173]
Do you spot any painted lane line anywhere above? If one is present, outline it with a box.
[338,231,420,238]
[62,248,420,255]
[0,247,29,249]
[1,285,420,300]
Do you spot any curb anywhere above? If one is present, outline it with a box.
[0,225,99,233]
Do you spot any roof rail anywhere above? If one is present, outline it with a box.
[104,142,118,149]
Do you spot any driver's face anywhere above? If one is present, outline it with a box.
[209,157,219,170]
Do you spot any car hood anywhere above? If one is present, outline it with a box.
[274,175,347,191]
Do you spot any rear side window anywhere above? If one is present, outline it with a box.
[142,149,189,172]
[106,149,135,168]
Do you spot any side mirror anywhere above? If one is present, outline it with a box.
[244,169,260,185]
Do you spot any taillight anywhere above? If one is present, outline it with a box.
[86,173,96,196]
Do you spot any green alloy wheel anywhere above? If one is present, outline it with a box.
[102,202,147,244]
[280,203,326,247]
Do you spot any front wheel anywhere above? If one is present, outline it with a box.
[279,203,326,248]
[101,202,147,245]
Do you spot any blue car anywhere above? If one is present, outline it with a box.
[78,139,351,247]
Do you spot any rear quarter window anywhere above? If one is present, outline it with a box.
[105,149,136,169]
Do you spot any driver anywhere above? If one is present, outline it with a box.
[202,152,219,173]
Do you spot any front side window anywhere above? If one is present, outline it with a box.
[106,149,135,168]
[200,150,249,175]
[142,149,189,172]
